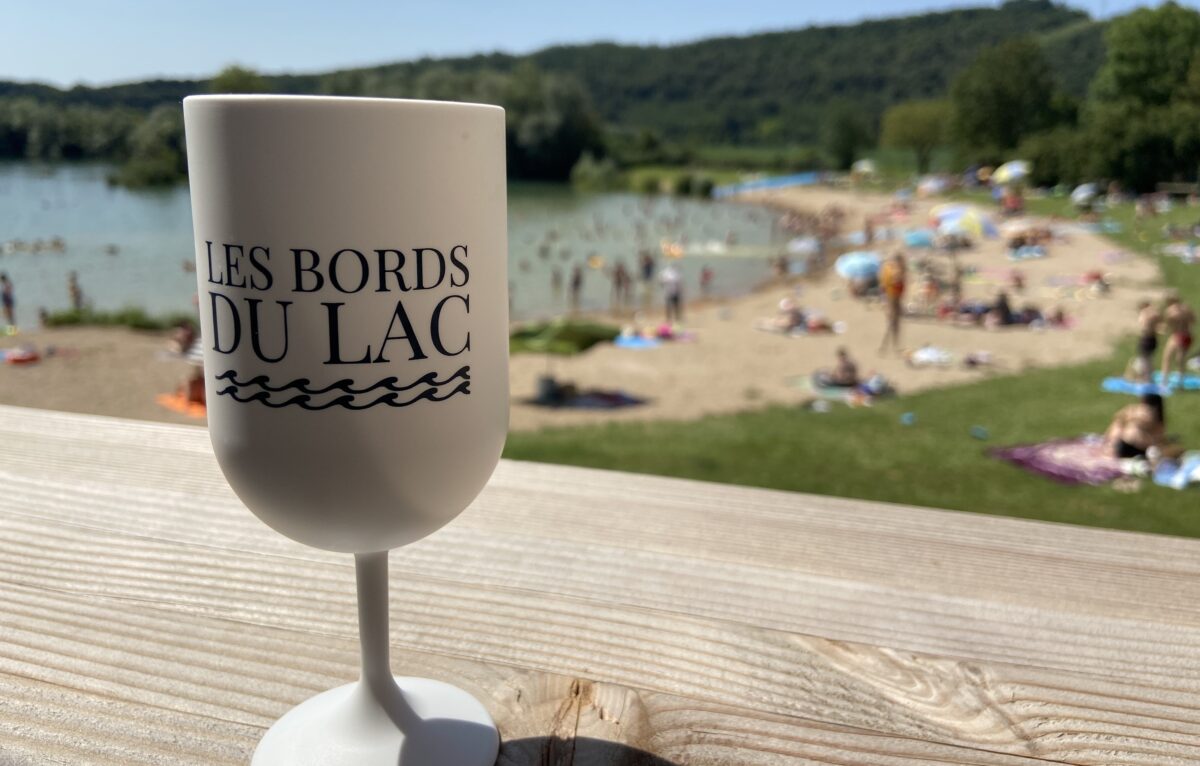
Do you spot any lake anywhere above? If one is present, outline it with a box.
[0,162,786,327]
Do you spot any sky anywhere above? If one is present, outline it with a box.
[1,0,1194,87]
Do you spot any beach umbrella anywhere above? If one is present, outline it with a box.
[835,251,881,280]
[903,229,936,248]
[929,203,972,225]
[786,236,820,256]
[937,209,998,240]
[1071,183,1098,206]
[851,158,877,175]
[992,160,1031,185]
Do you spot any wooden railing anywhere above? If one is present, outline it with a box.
[0,404,1196,764]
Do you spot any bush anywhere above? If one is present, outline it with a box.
[569,152,622,191]
[510,319,620,355]
[672,174,694,196]
[1017,126,1093,187]
[43,307,196,331]
[634,173,663,194]
[693,176,716,197]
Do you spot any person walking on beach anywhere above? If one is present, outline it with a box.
[878,253,907,353]
[700,266,714,299]
[0,273,14,328]
[568,264,584,314]
[1133,300,1161,382]
[639,250,656,308]
[660,263,683,324]
[1161,293,1195,381]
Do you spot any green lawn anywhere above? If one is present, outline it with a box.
[504,197,1200,537]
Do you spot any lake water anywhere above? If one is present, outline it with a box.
[0,162,786,326]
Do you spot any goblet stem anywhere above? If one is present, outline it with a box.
[355,551,416,727]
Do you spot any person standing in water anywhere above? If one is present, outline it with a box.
[660,263,683,323]
[639,250,656,308]
[0,273,14,328]
[68,271,84,311]
[878,253,907,353]
[1161,293,1196,382]
[568,264,584,314]
[611,261,631,313]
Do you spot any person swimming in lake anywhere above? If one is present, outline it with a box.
[1104,392,1166,459]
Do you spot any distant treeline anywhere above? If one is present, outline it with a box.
[0,0,1108,187]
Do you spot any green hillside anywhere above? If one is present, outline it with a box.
[0,0,1104,146]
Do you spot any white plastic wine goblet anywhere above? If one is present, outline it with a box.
[183,94,508,766]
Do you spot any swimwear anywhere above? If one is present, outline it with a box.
[1137,333,1158,356]
[1114,439,1148,459]
[1173,332,1194,352]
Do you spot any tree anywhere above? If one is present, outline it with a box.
[502,64,605,180]
[1091,2,1200,107]
[209,65,268,94]
[111,105,186,187]
[1016,126,1092,187]
[1086,3,1200,191]
[821,101,873,171]
[951,38,1068,157]
[880,100,951,173]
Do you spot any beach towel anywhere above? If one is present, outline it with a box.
[1102,377,1173,397]
[1154,453,1200,490]
[156,392,207,419]
[787,374,892,406]
[1008,245,1047,261]
[1154,372,1200,391]
[990,435,1128,486]
[525,389,646,410]
[614,335,662,350]
[907,345,954,367]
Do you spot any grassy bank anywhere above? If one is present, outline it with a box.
[504,197,1200,537]
[43,307,195,332]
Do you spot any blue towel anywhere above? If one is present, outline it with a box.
[1154,454,1200,490]
[1102,377,1173,396]
[1153,372,1200,390]
[614,335,661,350]
[1009,245,1047,261]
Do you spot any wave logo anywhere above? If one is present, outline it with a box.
[214,366,471,411]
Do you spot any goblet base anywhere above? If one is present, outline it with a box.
[252,676,499,766]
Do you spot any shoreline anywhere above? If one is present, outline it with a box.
[0,185,1164,432]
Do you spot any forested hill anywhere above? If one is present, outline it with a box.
[0,0,1104,145]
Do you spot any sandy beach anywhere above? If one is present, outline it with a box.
[0,186,1164,430]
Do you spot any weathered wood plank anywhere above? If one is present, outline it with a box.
[0,583,1059,766]
[1,405,1198,764]
[1,489,1200,760]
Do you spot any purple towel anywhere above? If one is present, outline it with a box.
[991,437,1127,486]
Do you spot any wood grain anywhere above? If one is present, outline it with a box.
[0,405,1197,764]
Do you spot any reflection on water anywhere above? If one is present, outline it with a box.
[0,164,784,326]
